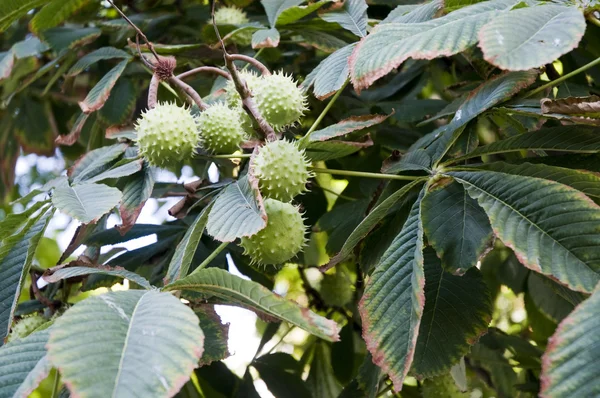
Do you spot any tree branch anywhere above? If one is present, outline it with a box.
[178,66,231,80]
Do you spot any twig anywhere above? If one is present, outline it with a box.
[212,0,276,141]
[169,76,209,110]
[148,73,159,108]
[229,54,271,76]
[106,0,160,62]
[177,66,231,80]
[30,271,57,310]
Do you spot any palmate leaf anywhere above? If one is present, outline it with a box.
[252,28,280,48]
[447,125,600,164]
[47,290,204,398]
[421,180,493,274]
[67,47,132,77]
[306,342,342,398]
[305,114,389,143]
[261,0,304,26]
[206,175,267,242]
[163,268,340,342]
[540,283,600,398]
[478,4,586,71]
[449,170,600,293]
[411,248,492,378]
[349,0,518,91]
[359,187,426,391]
[320,0,368,37]
[118,162,155,234]
[0,0,46,32]
[52,183,122,224]
[276,0,331,26]
[29,0,93,33]
[0,208,53,343]
[41,27,102,51]
[0,329,52,397]
[194,305,230,366]
[382,0,442,24]
[305,138,373,161]
[84,158,144,185]
[69,142,128,183]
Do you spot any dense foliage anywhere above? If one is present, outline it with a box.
[1,0,600,396]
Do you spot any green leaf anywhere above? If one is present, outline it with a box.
[98,78,136,125]
[52,183,122,224]
[165,205,213,284]
[0,208,52,343]
[467,161,600,204]
[349,0,518,91]
[42,265,152,290]
[79,59,128,114]
[359,187,426,390]
[163,268,340,341]
[206,175,267,243]
[118,162,155,234]
[540,283,600,397]
[84,158,144,185]
[47,290,204,397]
[13,98,55,156]
[382,0,442,24]
[448,125,600,164]
[306,342,342,398]
[527,272,574,323]
[449,170,600,293]
[320,0,368,37]
[305,137,373,161]
[0,329,52,397]
[298,30,348,53]
[302,43,354,100]
[41,27,102,51]
[194,305,230,366]
[67,47,131,77]
[422,372,468,397]
[479,4,586,71]
[412,248,492,377]
[252,28,280,48]
[261,0,304,27]
[426,70,537,164]
[338,353,381,398]
[11,37,49,58]
[326,179,424,268]
[382,148,432,173]
[0,200,49,240]
[69,143,128,184]
[421,180,493,274]
[30,0,93,33]
[0,0,46,32]
[305,114,388,143]
[276,0,331,26]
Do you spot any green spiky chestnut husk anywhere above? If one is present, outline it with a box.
[254,140,312,202]
[240,199,307,265]
[135,102,199,168]
[198,102,247,154]
[214,7,252,45]
[8,314,46,342]
[253,71,308,131]
[225,70,261,108]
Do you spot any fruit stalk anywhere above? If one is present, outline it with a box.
[229,54,271,76]
[177,66,232,80]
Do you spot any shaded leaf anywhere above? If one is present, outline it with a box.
[79,59,128,114]
[320,0,368,37]
[412,248,492,378]
[527,272,574,323]
[0,0,46,32]
[206,175,267,243]
[422,372,468,397]
[52,183,122,224]
[55,112,89,146]
[43,265,152,290]
[42,27,102,51]
[0,209,52,343]
[325,179,424,269]
[382,0,442,24]
[165,205,213,284]
[540,95,600,116]
[47,290,204,398]
[359,187,426,390]
[163,268,340,341]
[118,162,155,234]
[99,78,136,125]
[69,143,128,184]
[540,284,600,397]
[449,125,600,163]
[30,0,93,33]
[479,4,586,71]
[305,136,373,161]
[382,149,431,174]
[11,37,48,58]
[349,0,518,91]
[338,353,381,398]
[277,0,331,26]
[450,170,600,293]
[0,329,51,397]
[306,342,342,398]
[261,0,304,26]
[422,180,493,274]
[299,30,348,53]
[194,305,230,366]
[305,114,389,143]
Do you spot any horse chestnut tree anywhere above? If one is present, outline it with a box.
[1,0,600,397]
